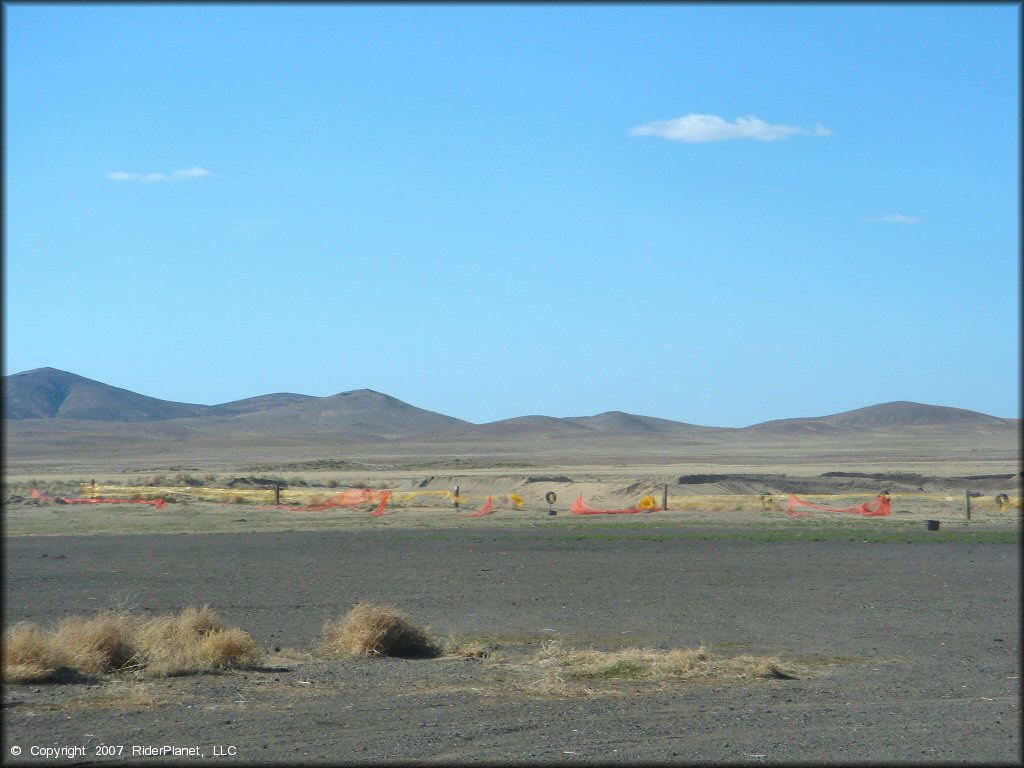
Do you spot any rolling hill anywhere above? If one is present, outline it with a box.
[2,368,1018,471]
[746,401,1016,434]
[3,368,211,421]
[4,367,1016,436]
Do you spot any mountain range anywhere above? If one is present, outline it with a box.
[4,368,1017,441]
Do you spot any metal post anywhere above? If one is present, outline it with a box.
[274,483,281,506]
[454,485,460,510]
[662,484,668,511]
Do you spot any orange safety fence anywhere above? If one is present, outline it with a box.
[31,488,167,509]
[271,489,392,516]
[459,496,495,517]
[786,494,891,517]
[571,495,661,515]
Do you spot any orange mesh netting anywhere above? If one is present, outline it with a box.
[371,491,391,517]
[459,496,495,517]
[65,496,167,509]
[275,489,392,515]
[786,494,891,517]
[571,495,660,515]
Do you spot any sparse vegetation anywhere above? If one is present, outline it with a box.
[2,606,262,684]
[3,622,65,684]
[53,610,139,675]
[532,641,799,682]
[321,602,438,658]
[440,640,812,699]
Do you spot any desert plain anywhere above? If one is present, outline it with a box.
[3,389,1021,765]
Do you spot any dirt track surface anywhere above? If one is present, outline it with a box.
[3,528,1020,765]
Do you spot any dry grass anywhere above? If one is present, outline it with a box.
[474,641,804,698]
[53,610,140,675]
[2,605,262,684]
[321,602,438,658]
[441,635,492,659]
[2,622,65,683]
[196,627,263,669]
[135,605,261,677]
[532,642,799,682]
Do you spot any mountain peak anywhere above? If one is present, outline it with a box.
[4,367,209,421]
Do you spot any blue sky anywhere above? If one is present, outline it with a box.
[4,3,1020,426]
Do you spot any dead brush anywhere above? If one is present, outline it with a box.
[53,610,140,675]
[321,602,438,659]
[195,627,263,669]
[3,605,262,683]
[520,642,801,694]
[2,622,65,683]
[134,605,260,677]
[440,635,491,659]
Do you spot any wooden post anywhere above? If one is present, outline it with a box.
[274,483,282,506]
[662,484,668,511]
[965,490,981,520]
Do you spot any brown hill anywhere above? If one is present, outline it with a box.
[3,370,469,439]
[3,369,1017,472]
[214,389,471,439]
[746,401,1016,434]
[214,393,317,415]
[3,368,211,421]
[565,411,719,434]
[456,415,595,439]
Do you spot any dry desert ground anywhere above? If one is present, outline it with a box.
[3,430,1021,764]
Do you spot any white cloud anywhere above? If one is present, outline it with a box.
[864,213,922,224]
[172,167,211,178]
[106,167,211,182]
[630,113,832,143]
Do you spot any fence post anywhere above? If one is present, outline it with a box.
[965,490,981,520]
[662,484,668,511]
[274,483,281,506]
[454,485,460,510]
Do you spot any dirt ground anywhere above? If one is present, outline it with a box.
[2,519,1020,764]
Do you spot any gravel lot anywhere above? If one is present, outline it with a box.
[3,528,1020,764]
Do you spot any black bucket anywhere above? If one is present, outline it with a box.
[926,519,940,532]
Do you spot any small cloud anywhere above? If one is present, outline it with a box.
[630,114,832,143]
[172,167,211,179]
[864,213,922,224]
[106,167,211,183]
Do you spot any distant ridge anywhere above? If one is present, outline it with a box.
[565,411,719,434]
[214,393,317,415]
[2,368,1017,439]
[747,400,1015,434]
[219,389,471,439]
[2,369,470,440]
